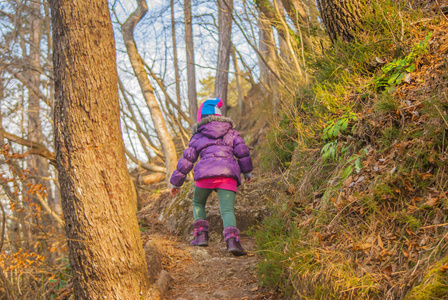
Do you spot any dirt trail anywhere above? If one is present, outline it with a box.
[138,186,283,300]
[171,236,276,299]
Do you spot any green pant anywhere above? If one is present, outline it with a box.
[192,186,236,228]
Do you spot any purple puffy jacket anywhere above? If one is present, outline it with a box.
[170,116,253,187]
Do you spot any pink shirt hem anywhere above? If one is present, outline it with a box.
[195,177,237,192]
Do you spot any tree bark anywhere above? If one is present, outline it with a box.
[50,0,151,298]
[27,0,56,229]
[258,10,278,90]
[184,0,198,123]
[256,0,295,49]
[230,46,244,114]
[121,0,178,187]
[214,0,233,115]
[279,0,307,32]
[316,0,365,43]
[275,0,290,62]
[171,0,182,108]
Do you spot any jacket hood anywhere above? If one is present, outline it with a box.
[192,116,235,138]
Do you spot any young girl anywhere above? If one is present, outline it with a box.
[170,98,253,256]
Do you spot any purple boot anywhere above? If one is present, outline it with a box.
[190,219,209,247]
[223,227,247,256]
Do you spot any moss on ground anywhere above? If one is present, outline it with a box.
[405,256,448,300]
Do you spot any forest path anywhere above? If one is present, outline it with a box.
[166,234,276,299]
[139,178,283,300]
[138,92,278,299]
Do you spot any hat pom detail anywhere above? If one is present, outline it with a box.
[197,98,223,122]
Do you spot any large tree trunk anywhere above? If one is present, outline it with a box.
[50,0,151,298]
[316,0,365,43]
[121,0,177,187]
[214,0,233,115]
[184,0,198,123]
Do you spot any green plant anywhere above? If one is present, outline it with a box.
[342,147,369,179]
[321,112,358,162]
[322,112,358,140]
[374,32,432,88]
[321,140,338,162]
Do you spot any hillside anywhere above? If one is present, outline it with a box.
[252,8,448,300]
[137,7,448,299]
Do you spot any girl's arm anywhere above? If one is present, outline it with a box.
[233,133,253,178]
[170,137,199,188]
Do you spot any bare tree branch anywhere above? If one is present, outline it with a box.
[142,61,193,126]
[35,193,65,227]
[125,149,167,173]
[5,66,53,110]
[121,0,178,186]
[0,129,56,165]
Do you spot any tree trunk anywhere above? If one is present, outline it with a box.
[275,0,290,61]
[230,46,244,114]
[258,11,278,89]
[27,0,57,230]
[50,0,151,298]
[214,0,233,115]
[121,0,178,187]
[258,8,281,112]
[316,0,364,43]
[256,0,295,49]
[279,0,307,32]
[171,0,182,108]
[184,0,198,123]
[257,0,305,79]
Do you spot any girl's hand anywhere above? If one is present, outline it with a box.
[245,177,253,183]
[170,187,180,196]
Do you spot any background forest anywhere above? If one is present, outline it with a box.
[1,0,448,299]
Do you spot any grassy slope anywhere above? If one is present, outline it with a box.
[254,3,448,299]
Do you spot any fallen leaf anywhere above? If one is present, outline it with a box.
[412,197,423,203]
[353,242,372,251]
[377,236,384,249]
[420,172,433,180]
[404,73,412,84]
[286,184,295,195]
[424,197,438,206]
[402,248,409,258]
[376,57,385,64]
[383,265,393,277]
[356,176,365,183]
